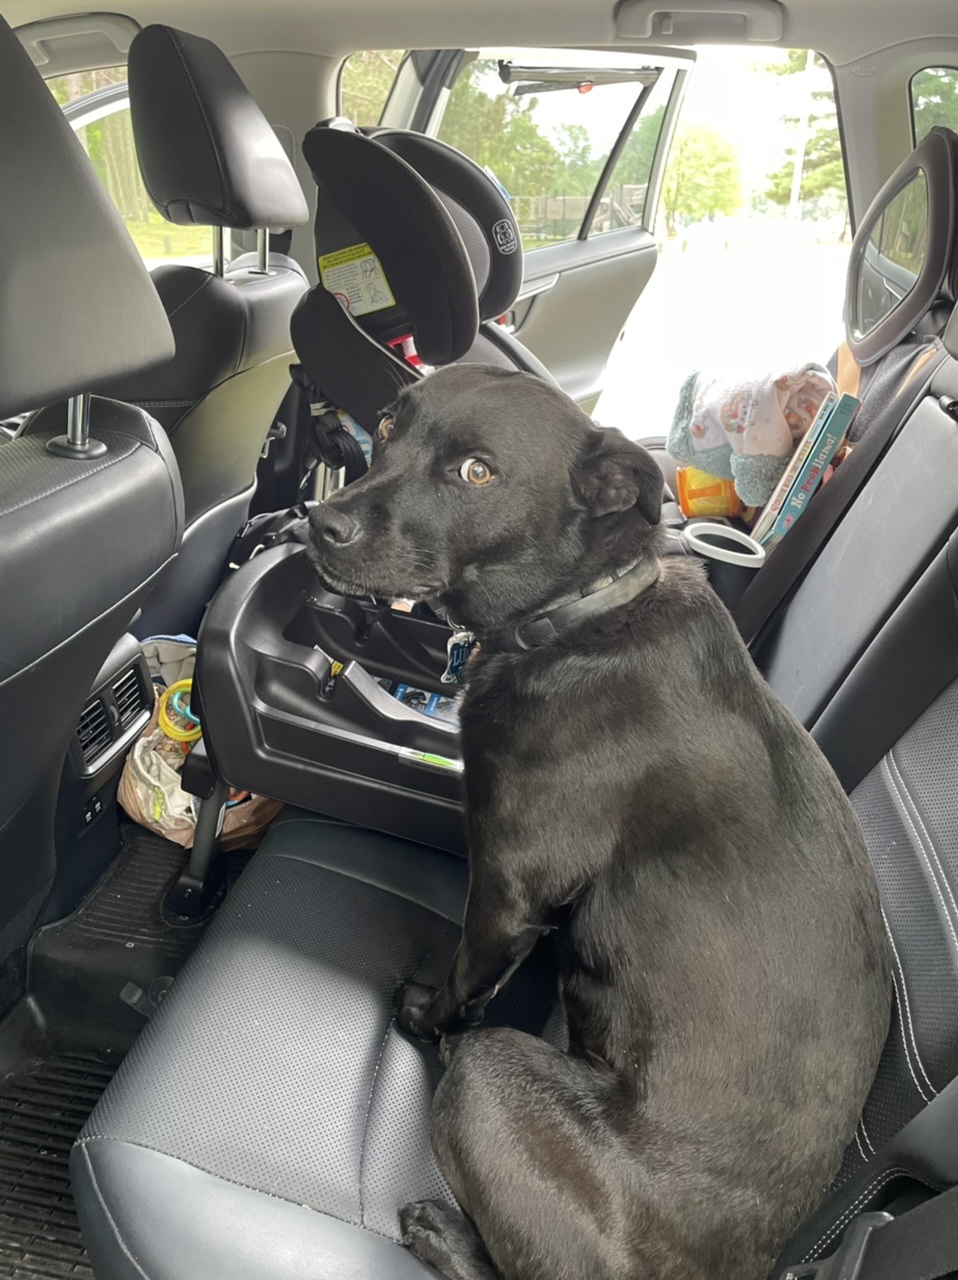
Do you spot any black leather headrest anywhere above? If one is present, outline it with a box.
[846,126,958,366]
[303,121,479,365]
[129,25,309,231]
[0,15,173,419]
[365,128,523,323]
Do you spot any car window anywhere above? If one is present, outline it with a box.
[910,67,958,145]
[435,57,674,250]
[47,69,212,268]
[595,47,851,436]
[339,50,406,128]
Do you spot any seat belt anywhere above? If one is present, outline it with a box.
[733,340,950,651]
[835,339,863,399]
[780,1183,958,1280]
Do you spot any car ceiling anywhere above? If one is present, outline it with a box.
[3,0,958,66]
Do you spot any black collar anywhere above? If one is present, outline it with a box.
[483,556,661,654]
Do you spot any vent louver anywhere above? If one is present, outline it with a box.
[113,667,145,727]
[76,698,112,765]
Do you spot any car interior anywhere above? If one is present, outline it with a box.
[3,0,958,1277]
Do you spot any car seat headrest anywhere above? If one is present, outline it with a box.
[129,25,309,231]
[364,128,523,323]
[846,126,958,366]
[302,120,481,365]
[0,14,174,418]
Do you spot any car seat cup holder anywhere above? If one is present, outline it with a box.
[683,521,766,569]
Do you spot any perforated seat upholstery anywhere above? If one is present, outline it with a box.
[73,814,565,1279]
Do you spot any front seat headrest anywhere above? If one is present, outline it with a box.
[0,15,174,418]
[846,125,958,366]
[303,121,480,365]
[129,24,309,231]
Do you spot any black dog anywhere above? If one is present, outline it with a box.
[308,365,891,1280]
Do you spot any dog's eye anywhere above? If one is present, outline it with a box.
[459,458,494,486]
[378,416,394,441]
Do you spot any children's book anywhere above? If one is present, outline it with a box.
[761,393,861,548]
[751,391,837,543]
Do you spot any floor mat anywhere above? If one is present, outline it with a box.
[29,824,252,1056]
[0,1051,118,1279]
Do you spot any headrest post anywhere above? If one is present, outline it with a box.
[256,228,269,274]
[67,392,91,447]
[212,226,226,277]
[46,392,107,460]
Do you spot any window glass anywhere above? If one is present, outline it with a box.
[437,59,668,250]
[594,48,851,439]
[910,67,958,145]
[47,70,211,266]
[851,171,928,338]
[340,50,406,128]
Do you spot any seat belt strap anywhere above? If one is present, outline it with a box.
[781,1182,958,1280]
[836,340,863,398]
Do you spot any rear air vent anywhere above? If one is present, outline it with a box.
[77,698,112,765]
[75,658,152,772]
[113,666,146,727]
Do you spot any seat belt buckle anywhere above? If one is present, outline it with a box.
[779,1212,893,1280]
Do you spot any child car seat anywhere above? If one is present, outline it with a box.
[290,119,557,441]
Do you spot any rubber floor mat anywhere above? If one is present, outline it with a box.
[30,825,252,1048]
[0,1051,118,1279]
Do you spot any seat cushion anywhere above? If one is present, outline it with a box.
[71,811,561,1280]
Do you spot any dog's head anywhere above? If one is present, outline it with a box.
[308,365,664,635]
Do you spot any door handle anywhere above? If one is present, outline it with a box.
[514,274,560,304]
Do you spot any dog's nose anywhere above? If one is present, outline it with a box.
[313,506,361,547]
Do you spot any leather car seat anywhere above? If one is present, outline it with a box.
[0,15,182,1013]
[101,24,310,638]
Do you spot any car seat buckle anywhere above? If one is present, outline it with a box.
[779,1212,893,1280]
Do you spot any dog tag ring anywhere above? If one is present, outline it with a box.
[442,630,476,684]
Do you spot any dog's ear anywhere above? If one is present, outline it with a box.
[572,428,663,525]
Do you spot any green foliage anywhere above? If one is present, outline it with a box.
[339,49,404,128]
[45,66,210,261]
[763,52,847,218]
[911,67,958,142]
[335,56,696,244]
[614,106,666,187]
[660,126,742,234]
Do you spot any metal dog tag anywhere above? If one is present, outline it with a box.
[442,630,476,684]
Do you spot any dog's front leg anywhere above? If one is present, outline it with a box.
[398,868,549,1041]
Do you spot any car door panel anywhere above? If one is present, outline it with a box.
[509,228,658,410]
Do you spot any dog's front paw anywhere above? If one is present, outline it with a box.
[395,981,443,1041]
[402,1199,494,1275]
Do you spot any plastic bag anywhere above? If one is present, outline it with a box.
[118,679,282,850]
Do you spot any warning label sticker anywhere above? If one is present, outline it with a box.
[318,243,396,316]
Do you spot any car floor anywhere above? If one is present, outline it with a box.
[0,823,253,1279]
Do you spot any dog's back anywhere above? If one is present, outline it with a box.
[457,556,890,1277]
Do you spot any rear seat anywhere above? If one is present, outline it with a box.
[71,128,958,1280]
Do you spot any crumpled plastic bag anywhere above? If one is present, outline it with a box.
[118,681,282,850]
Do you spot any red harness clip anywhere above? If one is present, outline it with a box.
[386,333,424,368]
